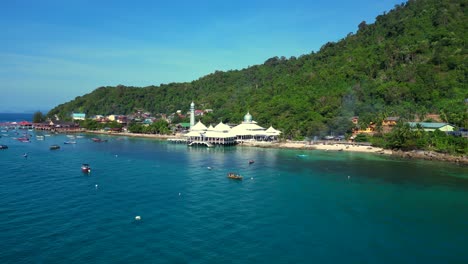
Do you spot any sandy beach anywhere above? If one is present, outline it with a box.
[241,140,392,154]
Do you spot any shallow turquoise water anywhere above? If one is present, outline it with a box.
[1,132,467,263]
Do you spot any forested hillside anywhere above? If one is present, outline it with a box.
[48,0,467,139]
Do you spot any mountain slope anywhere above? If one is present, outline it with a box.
[48,0,467,138]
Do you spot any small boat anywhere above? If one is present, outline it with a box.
[64,141,77,144]
[0,144,8,149]
[81,164,91,173]
[36,135,45,140]
[91,138,108,142]
[50,145,60,150]
[17,137,30,143]
[227,172,243,180]
[248,160,255,165]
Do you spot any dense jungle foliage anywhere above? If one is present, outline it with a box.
[48,0,467,140]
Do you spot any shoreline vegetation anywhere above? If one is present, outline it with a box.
[85,130,468,165]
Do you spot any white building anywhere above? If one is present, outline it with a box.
[184,109,281,146]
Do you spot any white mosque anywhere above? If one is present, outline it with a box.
[184,102,281,146]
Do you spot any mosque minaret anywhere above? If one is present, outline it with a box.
[190,101,195,127]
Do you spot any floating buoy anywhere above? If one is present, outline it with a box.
[179,193,181,196]
[115,155,118,157]
[207,167,212,170]
[347,175,351,179]
[95,184,98,188]
[251,177,253,180]
[135,216,141,221]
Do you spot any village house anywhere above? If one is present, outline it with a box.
[382,117,399,126]
[382,117,399,133]
[72,113,86,120]
[407,122,455,132]
[352,120,376,135]
[194,110,204,116]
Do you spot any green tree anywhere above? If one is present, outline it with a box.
[32,111,45,123]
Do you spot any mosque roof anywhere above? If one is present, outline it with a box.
[184,114,281,138]
[229,123,265,136]
[213,122,231,132]
[265,126,281,135]
[191,121,207,131]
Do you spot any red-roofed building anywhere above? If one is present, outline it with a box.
[18,121,33,129]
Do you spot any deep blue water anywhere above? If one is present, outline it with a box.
[1,131,468,263]
[0,113,33,123]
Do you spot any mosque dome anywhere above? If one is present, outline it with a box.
[243,112,252,123]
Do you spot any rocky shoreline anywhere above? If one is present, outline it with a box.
[391,150,468,165]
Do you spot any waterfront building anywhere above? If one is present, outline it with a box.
[184,121,237,146]
[183,103,281,145]
[230,112,277,142]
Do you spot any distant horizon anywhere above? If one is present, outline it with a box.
[1,0,405,112]
[0,110,49,114]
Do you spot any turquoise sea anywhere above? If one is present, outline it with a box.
[1,127,468,263]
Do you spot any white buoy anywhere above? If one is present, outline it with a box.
[251,177,253,180]
[115,155,118,157]
[207,166,212,170]
[348,175,351,179]
[95,184,98,188]
[179,192,181,196]
[135,216,141,221]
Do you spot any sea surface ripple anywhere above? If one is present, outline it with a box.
[1,132,468,263]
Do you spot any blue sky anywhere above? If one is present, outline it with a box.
[0,0,404,113]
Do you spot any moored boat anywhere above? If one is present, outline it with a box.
[17,137,30,143]
[50,145,60,150]
[227,172,243,180]
[249,160,255,165]
[64,141,77,144]
[0,144,8,149]
[81,164,91,173]
[91,138,108,142]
